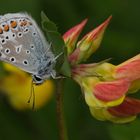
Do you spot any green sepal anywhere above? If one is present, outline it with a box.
[41,11,71,77]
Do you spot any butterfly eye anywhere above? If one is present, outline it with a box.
[33,75,43,85]
[47,61,52,67]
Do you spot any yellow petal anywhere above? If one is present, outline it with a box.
[0,63,54,110]
[8,79,54,110]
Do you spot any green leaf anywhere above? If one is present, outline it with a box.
[41,12,57,31]
[41,11,71,77]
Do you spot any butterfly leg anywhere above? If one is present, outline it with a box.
[53,52,63,61]
[51,70,66,79]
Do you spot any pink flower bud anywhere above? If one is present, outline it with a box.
[69,16,112,65]
[63,19,87,55]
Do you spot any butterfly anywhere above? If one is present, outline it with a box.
[0,13,59,85]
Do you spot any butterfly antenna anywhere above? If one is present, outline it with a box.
[53,52,63,62]
[28,79,35,110]
[43,43,53,57]
[45,43,52,53]
[27,80,33,103]
[32,83,35,110]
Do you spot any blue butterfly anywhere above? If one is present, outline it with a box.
[0,13,59,85]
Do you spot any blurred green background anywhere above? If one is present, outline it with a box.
[0,0,140,140]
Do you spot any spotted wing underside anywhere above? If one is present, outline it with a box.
[0,13,50,74]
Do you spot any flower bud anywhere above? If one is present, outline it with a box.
[69,16,112,65]
[63,19,87,55]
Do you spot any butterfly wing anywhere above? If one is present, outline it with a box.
[0,13,52,75]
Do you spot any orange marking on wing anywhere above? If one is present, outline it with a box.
[10,21,17,28]
[0,28,3,34]
[20,21,27,26]
[4,25,9,32]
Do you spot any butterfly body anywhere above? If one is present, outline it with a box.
[0,13,56,84]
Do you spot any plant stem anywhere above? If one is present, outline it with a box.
[56,78,68,140]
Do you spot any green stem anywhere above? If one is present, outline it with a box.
[56,78,68,140]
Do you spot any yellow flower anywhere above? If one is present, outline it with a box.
[0,63,54,110]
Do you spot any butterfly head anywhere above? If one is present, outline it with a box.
[32,55,56,85]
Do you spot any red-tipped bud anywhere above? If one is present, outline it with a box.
[63,19,87,54]
[69,16,112,65]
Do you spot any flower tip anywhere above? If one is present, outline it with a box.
[78,16,112,44]
[104,15,112,25]
[99,16,112,31]
[95,15,112,33]
[63,18,88,40]
[95,15,112,34]
[63,19,88,55]
[81,18,88,26]
[68,16,112,65]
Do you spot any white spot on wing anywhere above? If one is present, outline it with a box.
[26,50,30,54]
[5,48,10,54]
[1,38,6,44]
[23,59,28,65]
[24,28,29,33]
[30,44,34,49]
[17,32,23,38]
[10,57,16,62]
[15,45,22,53]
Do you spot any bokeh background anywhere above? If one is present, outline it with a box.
[0,0,140,140]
